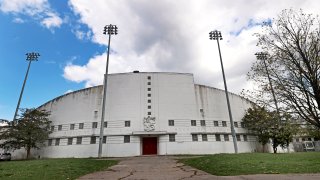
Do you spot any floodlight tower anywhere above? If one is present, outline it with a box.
[255,52,280,114]
[13,52,40,121]
[98,24,118,158]
[209,30,238,153]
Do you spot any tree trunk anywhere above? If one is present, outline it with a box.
[273,146,277,153]
[27,147,31,159]
[262,144,265,153]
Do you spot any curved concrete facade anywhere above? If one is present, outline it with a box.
[37,72,257,158]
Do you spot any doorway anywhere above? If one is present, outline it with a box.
[142,137,157,155]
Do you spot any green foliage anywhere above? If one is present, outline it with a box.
[302,125,320,140]
[0,108,51,158]
[0,158,117,180]
[242,106,276,147]
[180,152,320,176]
[242,107,299,153]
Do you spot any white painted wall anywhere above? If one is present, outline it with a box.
[26,72,258,158]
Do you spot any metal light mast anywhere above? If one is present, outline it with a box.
[209,30,238,153]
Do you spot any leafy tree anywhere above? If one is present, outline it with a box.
[242,106,298,153]
[247,9,320,129]
[0,108,51,159]
[242,106,277,152]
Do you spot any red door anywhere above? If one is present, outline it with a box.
[142,137,157,155]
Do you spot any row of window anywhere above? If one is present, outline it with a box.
[168,120,245,128]
[48,134,248,146]
[51,119,245,132]
[48,135,131,146]
[51,121,131,131]
[147,76,152,116]
[190,134,248,142]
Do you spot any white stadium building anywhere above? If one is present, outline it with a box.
[18,72,259,158]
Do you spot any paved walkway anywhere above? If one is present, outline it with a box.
[78,156,320,180]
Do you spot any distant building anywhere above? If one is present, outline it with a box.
[8,72,259,158]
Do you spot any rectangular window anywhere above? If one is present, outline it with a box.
[148,105,151,109]
[147,82,151,85]
[51,126,54,131]
[48,139,52,146]
[124,135,130,143]
[58,125,62,131]
[243,135,248,141]
[215,134,221,141]
[202,134,208,141]
[147,76,151,80]
[236,135,241,141]
[94,111,98,118]
[67,138,73,145]
[296,138,299,142]
[70,124,75,130]
[92,122,98,128]
[234,122,238,128]
[90,136,96,144]
[104,122,108,128]
[200,120,206,126]
[168,120,174,126]
[148,94,151,97]
[55,138,60,146]
[148,112,151,115]
[76,137,82,144]
[200,109,204,113]
[148,88,151,91]
[222,121,227,127]
[224,134,229,141]
[241,122,245,128]
[103,136,107,144]
[214,121,219,127]
[125,121,130,127]
[191,120,196,126]
[192,134,198,141]
[148,99,151,103]
[79,123,84,129]
[169,134,175,142]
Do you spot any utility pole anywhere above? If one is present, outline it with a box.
[13,52,40,121]
[98,24,118,158]
[209,30,238,153]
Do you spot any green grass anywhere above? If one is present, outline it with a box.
[0,158,117,180]
[180,152,320,176]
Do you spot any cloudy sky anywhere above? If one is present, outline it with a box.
[0,0,319,120]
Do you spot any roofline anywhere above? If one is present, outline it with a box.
[194,84,254,105]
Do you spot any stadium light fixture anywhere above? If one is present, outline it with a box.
[209,30,238,153]
[255,52,280,114]
[98,24,118,158]
[13,52,40,121]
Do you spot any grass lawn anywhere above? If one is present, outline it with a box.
[180,152,320,176]
[0,158,117,180]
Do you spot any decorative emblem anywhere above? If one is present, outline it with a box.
[143,117,156,131]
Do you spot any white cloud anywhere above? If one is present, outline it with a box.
[65,0,320,93]
[0,0,63,29]
[13,17,24,23]
[65,89,73,94]
[41,12,62,29]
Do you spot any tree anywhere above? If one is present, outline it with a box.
[248,9,320,129]
[242,106,277,152]
[242,106,299,153]
[0,108,51,159]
